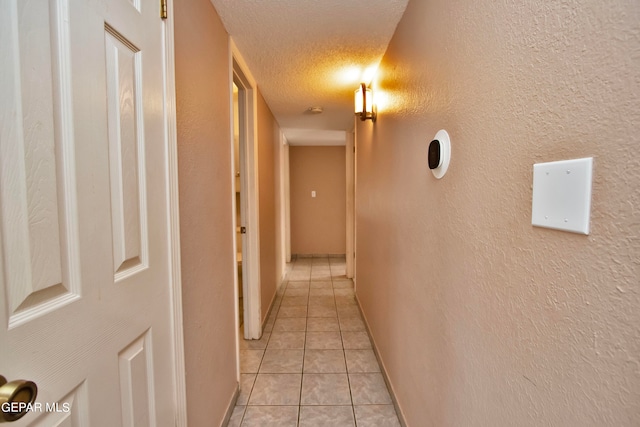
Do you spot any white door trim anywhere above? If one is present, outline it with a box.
[282,134,292,265]
[162,2,188,425]
[346,131,355,279]
[231,39,262,340]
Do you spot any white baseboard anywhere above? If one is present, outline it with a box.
[354,295,408,427]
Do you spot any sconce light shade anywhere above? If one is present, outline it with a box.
[354,83,376,122]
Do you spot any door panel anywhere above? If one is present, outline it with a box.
[0,0,176,425]
[105,25,148,280]
[1,0,81,329]
[118,331,155,427]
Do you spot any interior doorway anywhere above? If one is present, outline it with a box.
[232,83,244,327]
[231,45,262,340]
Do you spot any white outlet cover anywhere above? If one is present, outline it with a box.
[531,157,593,235]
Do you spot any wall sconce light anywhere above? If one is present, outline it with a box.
[354,83,376,122]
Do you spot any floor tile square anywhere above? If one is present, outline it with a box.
[339,316,366,332]
[349,373,392,405]
[309,280,332,289]
[273,317,307,332]
[308,305,338,318]
[287,270,311,281]
[306,331,343,349]
[342,331,372,349]
[281,296,309,307]
[309,287,334,297]
[308,296,335,306]
[267,331,306,349]
[260,349,304,373]
[240,349,264,373]
[336,299,360,317]
[299,406,355,427]
[287,280,310,289]
[241,406,299,427]
[353,405,401,427]
[284,288,309,297]
[306,317,340,332]
[311,270,332,280]
[277,306,308,318]
[249,374,302,405]
[301,374,351,405]
[345,349,381,373]
[303,349,346,373]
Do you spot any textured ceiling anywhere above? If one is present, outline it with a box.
[210,0,409,143]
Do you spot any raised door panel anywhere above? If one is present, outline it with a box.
[105,26,148,281]
[0,0,80,329]
[118,331,155,427]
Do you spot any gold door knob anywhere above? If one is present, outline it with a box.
[0,375,38,423]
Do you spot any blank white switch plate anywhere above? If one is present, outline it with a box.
[531,157,593,235]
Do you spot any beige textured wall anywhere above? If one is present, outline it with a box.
[174,1,237,425]
[257,91,279,321]
[290,146,346,255]
[355,0,640,426]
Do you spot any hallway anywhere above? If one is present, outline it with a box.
[229,256,401,426]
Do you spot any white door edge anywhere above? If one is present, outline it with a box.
[161,2,188,425]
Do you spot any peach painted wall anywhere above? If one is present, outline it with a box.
[174,1,237,425]
[257,91,279,321]
[355,0,640,425]
[290,146,346,255]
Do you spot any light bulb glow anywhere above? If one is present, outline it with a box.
[354,85,364,114]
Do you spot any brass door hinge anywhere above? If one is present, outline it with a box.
[160,0,167,19]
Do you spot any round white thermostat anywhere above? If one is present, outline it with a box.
[428,129,451,179]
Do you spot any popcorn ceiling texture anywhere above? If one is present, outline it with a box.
[210,0,409,132]
[355,0,640,425]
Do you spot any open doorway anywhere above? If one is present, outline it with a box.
[232,83,244,327]
[231,46,262,340]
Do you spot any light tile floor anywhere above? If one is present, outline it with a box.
[228,256,401,427]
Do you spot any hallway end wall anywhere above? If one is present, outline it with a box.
[290,146,347,255]
[174,1,237,425]
[355,0,640,425]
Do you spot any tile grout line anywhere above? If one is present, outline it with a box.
[298,273,311,424]
[331,256,360,426]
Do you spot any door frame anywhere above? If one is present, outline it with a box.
[230,39,262,340]
[346,131,355,279]
[162,1,188,425]
[282,132,291,265]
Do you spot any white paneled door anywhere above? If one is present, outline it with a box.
[0,0,179,425]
